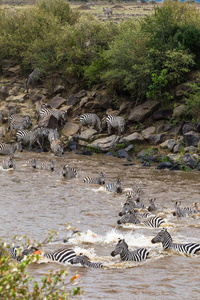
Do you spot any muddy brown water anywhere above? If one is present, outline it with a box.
[0,151,200,299]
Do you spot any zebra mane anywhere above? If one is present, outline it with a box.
[161,228,173,242]
[118,238,128,249]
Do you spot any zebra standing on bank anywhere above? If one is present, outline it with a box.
[62,164,77,179]
[83,172,106,185]
[173,201,193,218]
[106,178,122,193]
[16,128,43,149]
[0,142,22,157]
[111,238,149,262]
[38,107,67,126]
[9,114,32,136]
[106,115,125,135]
[41,160,55,171]
[26,68,41,92]
[71,254,103,268]
[151,228,200,255]
[2,157,15,169]
[79,113,102,133]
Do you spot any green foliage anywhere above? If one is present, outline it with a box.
[146,69,171,101]
[185,82,200,123]
[0,240,82,299]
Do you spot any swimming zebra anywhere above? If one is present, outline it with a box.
[41,160,55,171]
[148,198,157,212]
[111,238,149,262]
[24,158,37,169]
[16,128,43,149]
[119,200,137,216]
[14,246,76,264]
[71,254,103,268]
[39,108,67,126]
[2,157,15,169]
[9,114,32,136]
[62,164,77,179]
[83,172,105,185]
[117,211,164,228]
[79,113,102,133]
[0,142,22,157]
[9,246,23,261]
[106,115,125,135]
[151,228,200,255]
[50,139,64,156]
[173,201,193,218]
[26,68,41,92]
[106,178,122,193]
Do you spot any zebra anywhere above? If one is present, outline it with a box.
[41,160,55,171]
[151,228,200,255]
[106,115,125,135]
[173,201,193,218]
[0,142,22,157]
[62,164,77,179]
[79,113,102,133]
[24,158,37,169]
[106,178,122,193]
[13,246,76,264]
[2,157,15,169]
[117,211,164,228]
[193,202,199,213]
[71,254,103,268]
[111,238,149,262]
[48,128,60,143]
[148,198,157,212]
[50,139,64,156]
[26,68,41,92]
[119,200,137,216]
[83,172,105,185]
[9,246,23,261]
[39,107,67,126]
[9,114,32,136]
[16,128,43,149]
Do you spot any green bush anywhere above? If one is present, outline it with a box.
[0,240,82,299]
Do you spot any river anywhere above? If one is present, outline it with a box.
[0,150,200,299]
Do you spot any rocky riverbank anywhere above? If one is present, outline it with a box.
[1,63,200,172]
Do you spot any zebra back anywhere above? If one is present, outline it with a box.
[106,178,122,193]
[44,248,76,263]
[0,142,22,157]
[71,254,103,268]
[106,114,125,135]
[83,172,105,185]
[62,164,77,178]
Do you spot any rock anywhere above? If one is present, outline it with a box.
[89,135,120,152]
[182,154,198,169]
[119,101,132,114]
[167,154,181,164]
[173,143,183,153]
[172,105,186,118]
[6,93,27,103]
[67,95,80,106]
[183,131,200,147]
[169,122,184,135]
[184,146,197,153]
[53,85,65,94]
[29,94,43,103]
[160,139,177,151]
[117,149,132,161]
[106,151,115,157]
[6,65,21,75]
[182,122,195,135]
[79,140,88,147]
[153,109,173,121]
[8,85,21,96]
[62,122,79,136]
[156,162,173,169]
[156,124,171,134]
[79,97,90,108]
[128,100,159,122]
[74,90,86,98]
[48,96,67,109]
[68,139,77,151]
[141,126,156,140]
[124,132,144,142]
[175,81,196,100]
[124,144,134,152]
[0,126,6,137]
[79,129,97,140]
[38,115,58,128]
[148,133,166,145]
[0,86,8,100]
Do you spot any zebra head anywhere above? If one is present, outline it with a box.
[50,160,55,171]
[111,238,128,257]
[99,172,106,185]
[116,178,122,194]
[151,228,172,245]
[16,142,23,152]
[21,245,40,257]
[71,254,90,265]
[117,211,137,224]
[8,157,14,168]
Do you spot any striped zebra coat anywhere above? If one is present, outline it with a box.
[39,108,67,126]
[0,142,22,157]
[83,172,105,185]
[111,239,149,262]
[40,160,55,171]
[71,254,103,268]
[62,164,77,179]
[173,201,193,218]
[2,157,15,169]
[117,211,164,228]
[106,178,122,193]
[16,128,43,149]
[106,115,125,135]
[9,114,32,136]
[24,158,37,169]
[151,228,200,255]
[79,113,102,133]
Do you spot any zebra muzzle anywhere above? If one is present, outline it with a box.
[111,251,117,257]
[151,238,156,244]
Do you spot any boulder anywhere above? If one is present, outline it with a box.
[141,126,156,140]
[182,154,198,169]
[156,124,171,134]
[160,139,177,151]
[184,146,197,153]
[29,94,43,103]
[183,131,200,147]
[0,86,8,100]
[79,129,97,140]
[62,122,79,136]
[117,149,133,161]
[79,97,90,108]
[124,132,144,142]
[38,115,58,129]
[48,96,67,109]
[169,122,184,136]
[153,109,173,121]
[148,133,166,145]
[89,135,120,152]
[119,101,132,114]
[182,122,195,135]
[172,105,186,118]
[128,100,159,122]
[156,162,173,169]
[6,93,27,103]
[67,94,80,106]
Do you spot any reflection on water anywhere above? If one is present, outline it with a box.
[0,151,200,299]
